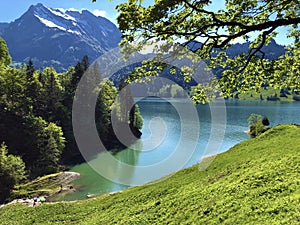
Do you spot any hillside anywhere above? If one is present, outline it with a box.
[231,87,300,102]
[0,124,299,224]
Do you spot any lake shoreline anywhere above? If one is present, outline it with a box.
[53,99,300,201]
[1,124,299,224]
[2,171,81,207]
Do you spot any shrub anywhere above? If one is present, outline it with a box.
[262,116,270,126]
[247,114,270,138]
[293,95,300,101]
[0,143,26,203]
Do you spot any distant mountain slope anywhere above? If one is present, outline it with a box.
[0,23,9,35]
[0,3,121,71]
[187,39,286,60]
[186,39,286,80]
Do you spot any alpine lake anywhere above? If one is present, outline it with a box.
[49,98,300,201]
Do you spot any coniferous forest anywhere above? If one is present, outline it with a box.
[0,37,143,203]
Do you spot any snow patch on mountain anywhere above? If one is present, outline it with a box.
[35,14,81,35]
[32,4,114,37]
[35,15,66,31]
[32,4,84,36]
[1,3,122,72]
[47,7,76,21]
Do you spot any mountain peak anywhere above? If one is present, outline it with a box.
[28,3,49,14]
[33,3,46,8]
[1,3,122,72]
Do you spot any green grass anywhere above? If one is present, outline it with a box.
[232,87,298,102]
[1,124,299,224]
[9,172,77,201]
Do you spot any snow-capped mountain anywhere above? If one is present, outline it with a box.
[0,3,122,71]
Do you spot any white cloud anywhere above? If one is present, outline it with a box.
[93,9,107,18]
[230,36,246,44]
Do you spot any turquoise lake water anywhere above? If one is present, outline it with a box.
[51,99,300,201]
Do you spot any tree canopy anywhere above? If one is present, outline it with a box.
[0,38,11,66]
[0,38,143,182]
[97,0,300,102]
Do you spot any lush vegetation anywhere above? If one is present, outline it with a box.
[1,1,299,223]
[247,113,270,138]
[9,172,79,202]
[0,143,26,203]
[0,38,143,203]
[1,124,299,224]
[230,87,300,101]
[113,0,300,103]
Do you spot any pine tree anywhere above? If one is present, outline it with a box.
[96,79,118,142]
[118,79,143,135]
[81,55,90,71]
[38,67,64,122]
[32,119,65,177]
[0,38,11,66]
[24,60,42,114]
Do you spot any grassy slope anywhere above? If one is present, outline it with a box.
[9,172,79,201]
[1,124,299,224]
[232,87,298,101]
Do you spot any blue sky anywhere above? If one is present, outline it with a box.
[0,0,290,45]
[0,0,127,24]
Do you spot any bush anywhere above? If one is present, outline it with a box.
[248,114,270,138]
[0,143,26,203]
[293,95,300,101]
[262,116,270,126]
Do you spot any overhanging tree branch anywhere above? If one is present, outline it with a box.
[111,0,300,102]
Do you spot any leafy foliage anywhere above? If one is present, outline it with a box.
[26,117,65,177]
[96,79,119,141]
[247,113,269,138]
[0,39,143,201]
[0,37,11,66]
[114,0,300,103]
[133,104,143,130]
[0,143,26,203]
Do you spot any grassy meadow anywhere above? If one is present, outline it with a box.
[0,124,299,224]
